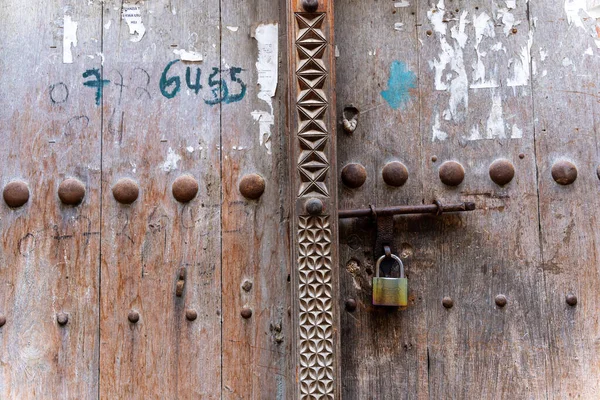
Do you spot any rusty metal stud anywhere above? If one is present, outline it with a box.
[239,173,265,200]
[551,160,577,185]
[442,297,454,309]
[341,163,367,189]
[302,0,319,12]
[241,280,253,292]
[495,294,507,308]
[566,294,578,307]
[112,178,139,204]
[58,178,86,205]
[489,159,515,186]
[518,153,525,159]
[185,309,198,321]
[3,180,29,208]
[240,307,253,319]
[128,310,140,323]
[175,280,185,297]
[305,198,323,215]
[57,312,69,326]
[431,155,438,162]
[439,161,465,186]
[172,175,199,203]
[0,315,6,327]
[345,299,357,312]
[382,161,409,187]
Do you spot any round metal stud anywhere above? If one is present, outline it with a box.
[442,297,454,309]
[172,175,199,203]
[57,312,69,326]
[305,198,324,215]
[489,159,515,186]
[551,160,577,185]
[382,161,409,187]
[439,161,465,186]
[345,299,357,312]
[597,165,600,181]
[341,163,367,189]
[241,280,253,292]
[566,294,578,307]
[495,294,507,308]
[302,0,319,12]
[239,174,265,200]
[185,309,198,321]
[240,307,253,319]
[58,178,86,205]
[112,178,139,204]
[0,315,6,327]
[3,181,30,208]
[128,310,140,323]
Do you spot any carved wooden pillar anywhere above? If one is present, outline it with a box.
[287,0,340,398]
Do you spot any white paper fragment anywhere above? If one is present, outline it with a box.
[97,52,105,65]
[173,49,203,62]
[507,31,533,89]
[187,146,194,153]
[394,1,410,7]
[104,20,112,30]
[122,4,146,42]
[335,45,340,57]
[471,13,499,89]
[160,148,182,172]
[562,57,574,66]
[253,23,278,155]
[226,26,239,32]
[486,92,506,139]
[585,46,594,54]
[511,124,523,139]
[432,113,448,142]
[506,0,516,9]
[63,15,78,64]
[394,22,404,31]
[497,8,521,36]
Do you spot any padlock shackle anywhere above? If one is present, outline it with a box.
[375,254,405,278]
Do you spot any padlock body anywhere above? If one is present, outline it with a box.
[372,277,408,306]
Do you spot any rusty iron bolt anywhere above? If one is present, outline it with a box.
[302,0,319,12]
[240,307,253,319]
[112,178,139,204]
[172,175,199,203]
[552,160,577,185]
[128,310,140,323]
[58,178,86,205]
[431,155,438,162]
[345,299,357,312]
[57,312,69,326]
[489,159,515,186]
[439,161,465,186]
[341,163,367,189]
[519,153,525,159]
[0,315,6,327]
[382,161,409,187]
[495,294,507,308]
[442,297,454,309]
[185,309,198,321]
[3,181,30,208]
[241,280,253,292]
[566,294,578,307]
[239,173,266,200]
[305,198,324,216]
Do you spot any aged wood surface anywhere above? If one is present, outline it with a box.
[220,1,292,399]
[99,1,222,398]
[0,1,102,398]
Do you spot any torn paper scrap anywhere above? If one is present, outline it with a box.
[173,49,203,62]
[122,4,146,42]
[63,15,78,64]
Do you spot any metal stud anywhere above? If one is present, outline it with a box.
[58,178,86,205]
[345,299,357,312]
[112,178,139,204]
[305,198,323,216]
[439,161,465,186]
[3,180,30,208]
[172,175,199,203]
[442,297,454,309]
[302,0,319,12]
[341,163,367,189]
[240,307,253,319]
[239,174,265,200]
[495,294,507,308]
[57,312,69,326]
[489,159,515,186]
[382,161,408,187]
[242,280,253,292]
[0,315,6,327]
[128,310,140,323]
[551,160,577,185]
[185,309,198,321]
[566,294,578,307]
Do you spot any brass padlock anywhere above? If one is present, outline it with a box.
[372,254,408,306]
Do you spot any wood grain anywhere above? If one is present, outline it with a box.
[0,1,102,398]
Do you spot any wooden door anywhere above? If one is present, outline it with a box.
[335,0,600,398]
[0,0,292,398]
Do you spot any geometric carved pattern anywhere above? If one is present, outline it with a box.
[296,13,329,197]
[298,216,334,399]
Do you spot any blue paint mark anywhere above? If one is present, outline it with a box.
[381,61,416,110]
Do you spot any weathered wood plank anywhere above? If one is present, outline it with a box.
[530,0,600,396]
[99,1,222,397]
[0,2,102,398]
[220,1,293,398]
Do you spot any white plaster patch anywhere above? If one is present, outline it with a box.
[252,23,278,155]
[160,148,182,172]
[122,4,146,42]
[173,49,203,62]
[63,15,78,64]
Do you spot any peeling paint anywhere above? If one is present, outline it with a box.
[380,61,416,110]
[63,15,78,64]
